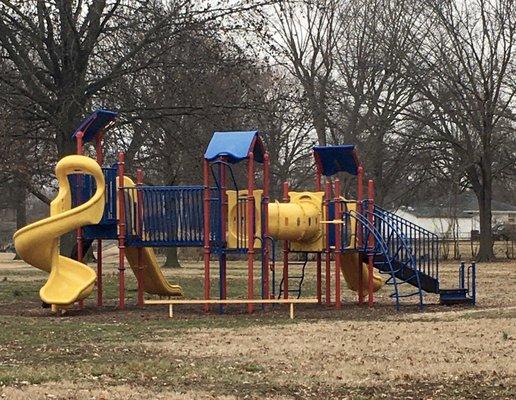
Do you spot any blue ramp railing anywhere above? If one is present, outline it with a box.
[373,206,439,285]
[342,202,441,309]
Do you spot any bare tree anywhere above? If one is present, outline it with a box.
[268,0,343,145]
[406,0,516,260]
[331,0,431,205]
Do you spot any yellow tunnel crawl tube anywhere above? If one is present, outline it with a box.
[340,252,383,294]
[268,192,324,244]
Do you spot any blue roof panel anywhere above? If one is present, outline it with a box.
[72,109,118,143]
[313,145,359,176]
[204,131,264,163]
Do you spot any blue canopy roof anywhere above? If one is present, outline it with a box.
[313,145,360,176]
[71,109,118,143]
[204,131,265,164]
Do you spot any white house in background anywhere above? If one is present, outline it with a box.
[395,194,516,240]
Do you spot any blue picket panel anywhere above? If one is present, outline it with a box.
[122,185,220,247]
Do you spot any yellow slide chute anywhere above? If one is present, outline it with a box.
[122,176,183,297]
[14,156,104,305]
[125,247,182,296]
[340,252,383,294]
[14,157,182,307]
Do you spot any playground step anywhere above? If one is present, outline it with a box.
[439,288,474,305]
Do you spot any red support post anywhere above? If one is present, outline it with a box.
[263,153,270,300]
[282,181,289,299]
[76,131,84,155]
[203,159,211,312]
[324,180,331,305]
[95,134,104,307]
[136,169,145,307]
[334,179,342,310]
[315,172,322,304]
[357,165,364,305]
[246,153,255,313]
[117,152,126,309]
[367,179,375,307]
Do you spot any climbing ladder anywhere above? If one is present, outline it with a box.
[278,252,309,299]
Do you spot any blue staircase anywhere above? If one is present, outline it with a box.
[345,203,476,309]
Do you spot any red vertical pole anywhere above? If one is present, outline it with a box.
[282,181,289,300]
[324,180,331,305]
[357,165,364,305]
[136,169,145,307]
[315,172,322,304]
[203,159,211,312]
[246,153,255,313]
[76,132,84,309]
[95,134,104,307]
[334,179,342,310]
[220,158,227,302]
[367,179,375,307]
[117,152,126,309]
[263,153,270,300]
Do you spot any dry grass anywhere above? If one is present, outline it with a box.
[0,251,514,399]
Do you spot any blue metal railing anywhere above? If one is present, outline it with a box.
[346,209,403,309]
[371,205,439,281]
[459,261,477,304]
[122,185,220,247]
[340,201,443,308]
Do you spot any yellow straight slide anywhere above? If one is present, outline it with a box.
[340,252,384,295]
[125,247,183,296]
[13,156,105,306]
[122,176,183,297]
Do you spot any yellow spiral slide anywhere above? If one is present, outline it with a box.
[14,156,183,308]
[14,156,105,305]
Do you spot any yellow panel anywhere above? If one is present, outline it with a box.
[227,190,263,249]
[343,200,358,250]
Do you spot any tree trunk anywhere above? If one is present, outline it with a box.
[13,185,27,260]
[162,247,181,268]
[476,187,495,261]
[53,95,89,256]
[467,156,495,261]
[15,188,27,230]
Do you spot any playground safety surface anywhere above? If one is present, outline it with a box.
[0,253,514,399]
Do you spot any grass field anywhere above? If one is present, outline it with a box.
[0,248,514,399]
